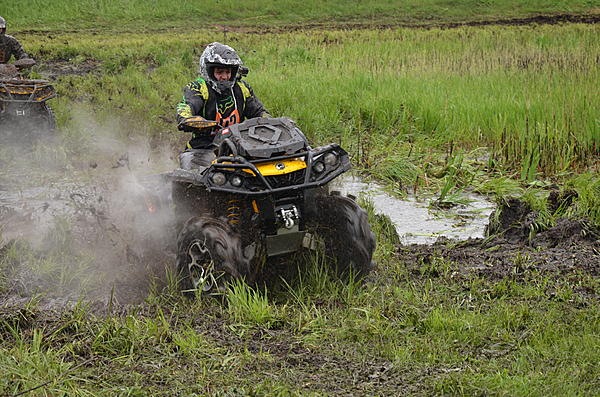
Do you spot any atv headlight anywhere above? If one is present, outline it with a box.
[230,175,243,187]
[324,152,339,167]
[313,161,325,173]
[211,172,227,186]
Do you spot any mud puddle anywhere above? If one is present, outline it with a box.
[334,175,495,244]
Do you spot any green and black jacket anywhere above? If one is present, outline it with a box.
[176,77,269,149]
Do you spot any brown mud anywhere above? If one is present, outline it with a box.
[224,13,600,35]
[397,197,600,299]
[37,58,102,80]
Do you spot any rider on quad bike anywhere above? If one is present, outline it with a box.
[176,42,270,169]
[171,45,376,294]
[0,16,56,140]
[0,16,30,65]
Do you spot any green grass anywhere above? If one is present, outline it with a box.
[0,196,598,395]
[18,23,598,194]
[5,0,599,31]
[1,242,598,395]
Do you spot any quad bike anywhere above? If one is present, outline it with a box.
[169,116,376,293]
[0,58,56,140]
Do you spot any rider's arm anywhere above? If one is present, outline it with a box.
[176,85,207,131]
[9,37,29,60]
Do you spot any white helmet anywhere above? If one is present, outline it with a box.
[198,42,243,94]
[0,16,6,30]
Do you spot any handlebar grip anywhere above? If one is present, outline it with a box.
[179,116,219,132]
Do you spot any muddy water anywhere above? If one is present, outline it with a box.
[333,175,495,244]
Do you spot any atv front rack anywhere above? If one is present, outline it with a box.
[170,144,351,196]
[0,79,56,103]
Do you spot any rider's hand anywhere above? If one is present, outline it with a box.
[179,116,218,130]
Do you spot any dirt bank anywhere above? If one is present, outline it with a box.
[396,198,600,299]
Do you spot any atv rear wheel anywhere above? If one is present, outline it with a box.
[309,193,376,278]
[176,216,246,294]
[37,103,56,132]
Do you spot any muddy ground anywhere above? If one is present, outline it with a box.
[1,141,598,306]
[397,197,600,300]
[1,155,598,395]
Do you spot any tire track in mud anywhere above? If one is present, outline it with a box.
[213,13,600,34]
[16,12,600,37]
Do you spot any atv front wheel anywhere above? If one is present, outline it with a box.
[309,194,376,278]
[176,216,247,294]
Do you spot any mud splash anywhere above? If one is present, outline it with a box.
[0,129,178,307]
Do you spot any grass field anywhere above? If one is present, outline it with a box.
[18,19,600,221]
[1,2,599,396]
[5,0,599,31]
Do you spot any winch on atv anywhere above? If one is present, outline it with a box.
[169,117,376,293]
[0,58,56,140]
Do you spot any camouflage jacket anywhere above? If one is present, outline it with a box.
[0,34,28,64]
[176,77,270,149]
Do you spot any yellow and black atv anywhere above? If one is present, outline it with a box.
[0,58,56,141]
[170,117,375,293]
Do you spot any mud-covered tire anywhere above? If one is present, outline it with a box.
[30,103,56,137]
[40,103,56,132]
[309,194,376,278]
[176,216,247,294]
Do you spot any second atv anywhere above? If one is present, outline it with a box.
[169,117,375,293]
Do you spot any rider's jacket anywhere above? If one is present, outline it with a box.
[176,77,269,149]
[0,34,28,64]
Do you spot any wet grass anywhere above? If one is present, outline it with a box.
[13,22,598,226]
[1,232,598,395]
[0,190,598,395]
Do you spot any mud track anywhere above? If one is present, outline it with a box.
[17,13,599,38]
[226,13,600,34]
